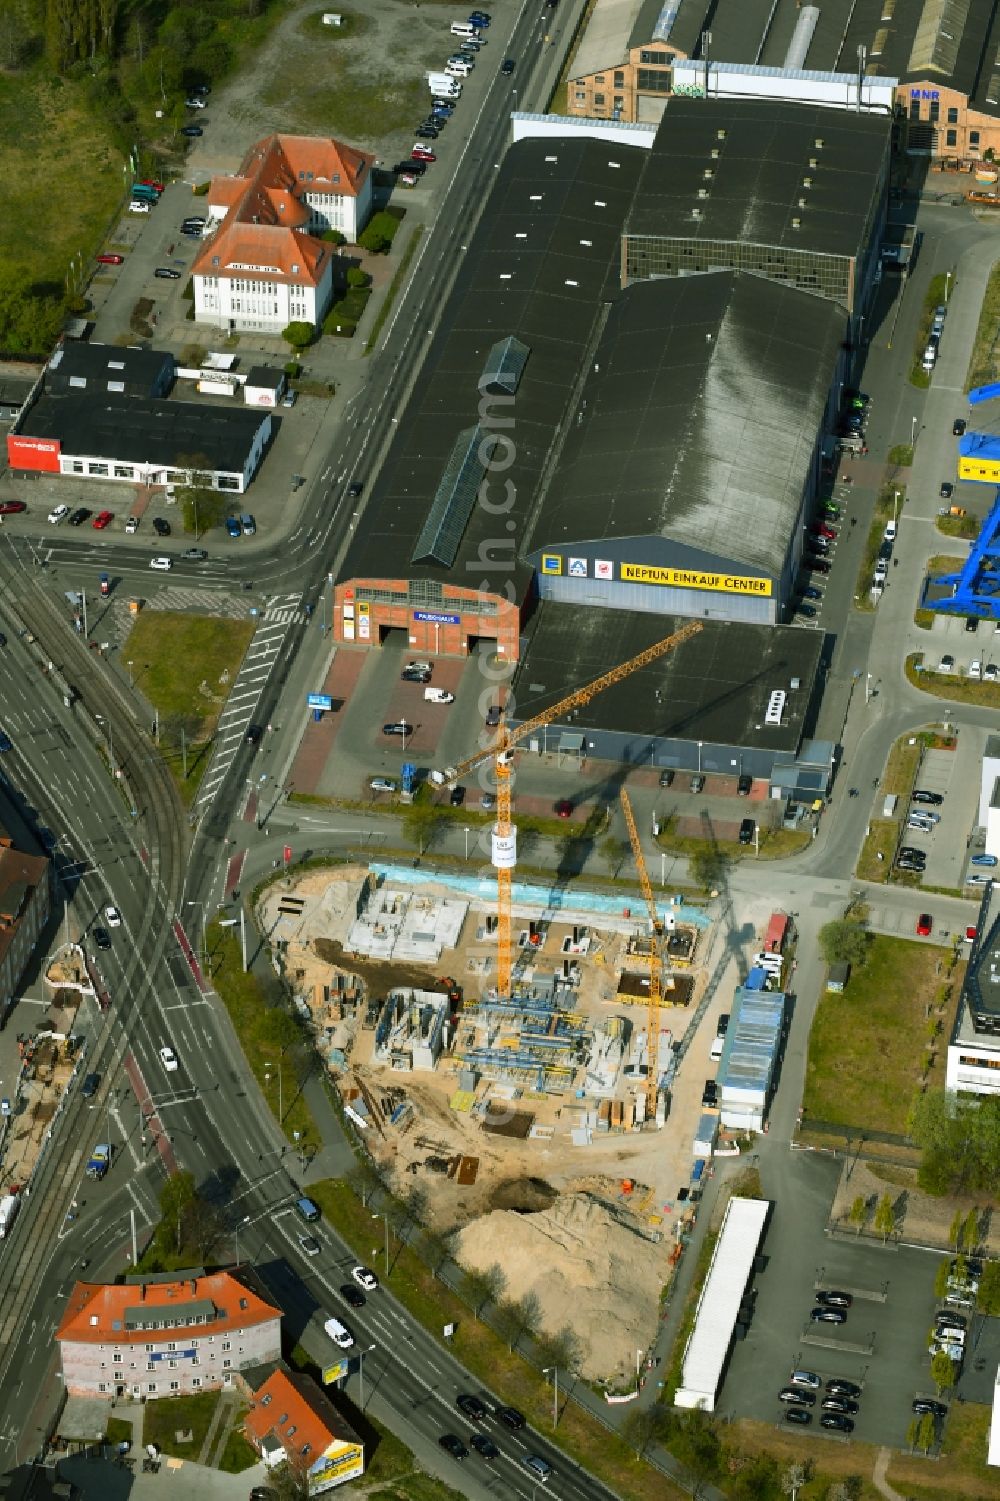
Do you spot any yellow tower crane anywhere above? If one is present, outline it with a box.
[438,620,702,1000]
[619,785,664,1122]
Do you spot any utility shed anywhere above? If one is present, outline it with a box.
[717,987,785,1131]
[674,1195,770,1411]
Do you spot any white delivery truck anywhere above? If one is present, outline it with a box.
[0,1193,20,1238]
[424,687,455,704]
[427,72,461,96]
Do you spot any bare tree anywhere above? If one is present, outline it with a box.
[461,1262,506,1320]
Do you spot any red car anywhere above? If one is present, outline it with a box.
[96,253,124,265]
[0,501,26,516]
[411,146,436,162]
[916,913,933,937]
[138,179,165,193]
[811,522,837,540]
[554,799,573,818]
[966,925,978,941]
[92,510,113,530]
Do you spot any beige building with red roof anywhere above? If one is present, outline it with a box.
[243,1365,364,1493]
[192,134,375,334]
[55,1269,281,1399]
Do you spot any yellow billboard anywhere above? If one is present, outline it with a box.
[312,1441,364,1491]
[620,562,773,597]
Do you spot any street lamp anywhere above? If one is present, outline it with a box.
[126,659,134,689]
[358,1343,377,1410]
[464,825,471,860]
[541,1366,558,1429]
[697,741,704,773]
[911,415,918,448]
[371,1211,390,1276]
[95,714,114,775]
[234,1214,250,1266]
[185,899,207,973]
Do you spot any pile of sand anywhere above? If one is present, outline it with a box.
[452,1191,662,1380]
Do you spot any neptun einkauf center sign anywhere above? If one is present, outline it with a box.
[620,563,773,596]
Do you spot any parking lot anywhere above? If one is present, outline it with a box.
[719,1155,997,1449]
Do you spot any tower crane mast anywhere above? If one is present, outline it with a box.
[619,786,664,1121]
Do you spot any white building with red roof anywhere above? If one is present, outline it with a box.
[55,1269,282,1399]
[192,133,375,334]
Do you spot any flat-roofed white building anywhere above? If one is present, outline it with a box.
[675,1195,770,1411]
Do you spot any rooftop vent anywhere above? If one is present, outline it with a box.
[716,128,726,140]
[791,216,802,228]
[710,147,720,159]
[691,208,702,221]
[764,690,786,726]
[802,176,813,188]
[809,156,818,168]
[790,676,801,691]
[814,137,824,148]
[697,188,709,199]
[702,168,714,179]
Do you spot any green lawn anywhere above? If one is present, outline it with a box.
[966,259,1000,391]
[217,1424,257,1473]
[0,73,124,305]
[207,924,321,1155]
[803,936,955,1135]
[141,1391,220,1458]
[890,1400,995,1500]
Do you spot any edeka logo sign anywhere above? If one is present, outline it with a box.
[620,563,773,597]
[540,553,562,575]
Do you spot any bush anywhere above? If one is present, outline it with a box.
[346,266,370,289]
[358,209,401,255]
[283,360,301,378]
[322,228,346,245]
[192,181,210,196]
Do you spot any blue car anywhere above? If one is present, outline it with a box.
[469,10,491,23]
[971,853,998,867]
[0,730,11,752]
[226,516,241,538]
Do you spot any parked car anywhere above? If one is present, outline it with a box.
[816,1290,853,1308]
[916,913,933,936]
[953,418,967,436]
[913,1398,948,1417]
[370,777,398,794]
[785,1409,812,1426]
[180,124,203,137]
[971,853,998,867]
[778,1388,815,1406]
[966,615,980,633]
[154,267,182,279]
[382,722,414,737]
[738,818,755,845]
[940,481,954,499]
[912,790,944,805]
[826,1379,861,1398]
[69,507,91,526]
[701,1079,718,1107]
[810,1306,847,1324]
[659,769,675,788]
[806,557,831,573]
[802,586,822,601]
[0,501,26,516]
[821,1397,858,1414]
[554,799,573,818]
[690,773,705,793]
[821,1414,854,1433]
[92,510,113,530]
[97,253,124,265]
[737,773,753,794]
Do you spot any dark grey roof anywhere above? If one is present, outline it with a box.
[246,365,282,387]
[20,393,268,473]
[627,97,888,262]
[46,340,173,393]
[528,272,842,575]
[962,886,1000,1025]
[651,0,1000,119]
[338,136,646,592]
[512,601,821,749]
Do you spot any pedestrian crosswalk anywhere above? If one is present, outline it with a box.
[194,591,304,812]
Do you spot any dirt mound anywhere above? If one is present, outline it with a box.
[313,936,451,995]
[453,1191,662,1379]
[489,1177,558,1214]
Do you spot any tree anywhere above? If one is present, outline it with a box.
[358,224,390,254]
[933,1258,950,1300]
[345,1160,379,1208]
[265,1461,307,1501]
[917,1412,936,1453]
[492,1297,523,1351]
[826,1481,862,1501]
[600,834,629,877]
[949,1209,964,1248]
[930,1349,957,1396]
[906,1417,920,1453]
[173,454,226,538]
[673,1410,722,1497]
[910,1090,1000,1197]
[159,1171,198,1256]
[848,1194,868,1236]
[979,1260,1000,1316]
[282,320,314,350]
[781,1462,808,1500]
[418,1227,451,1280]
[461,1262,505,1319]
[402,804,447,855]
[690,847,727,893]
[874,1193,896,1243]
[818,917,870,967]
[620,1406,659,1459]
[963,1207,979,1254]
[534,1325,581,1373]
[322,229,347,246]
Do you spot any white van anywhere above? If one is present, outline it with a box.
[424,687,455,704]
[450,20,478,36]
[323,1317,355,1349]
[129,199,151,213]
[446,59,473,77]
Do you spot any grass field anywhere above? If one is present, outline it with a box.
[856,734,924,880]
[966,259,1000,391]
[217,1423,257,1473]
[906,652,1000,707]
[207,924,321,1155]
[803,935,957,1135]
[121,612,255,802]
[141,1391,220,1458]
[0,73,124,298]
[889,1401,996,1500]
